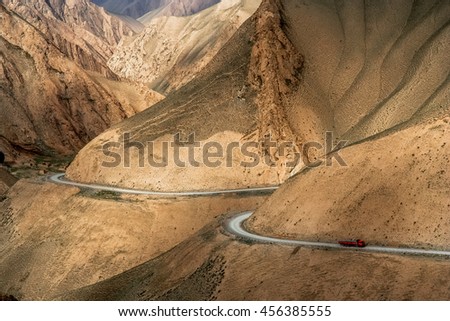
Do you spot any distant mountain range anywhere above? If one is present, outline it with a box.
[91,0,220,19]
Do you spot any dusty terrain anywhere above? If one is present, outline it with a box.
[60,218,450,301]
[92,0,163,18]
[109,0,261,93]
[4,0,136,68]
[0,1,163,161]
[0,179,268,300]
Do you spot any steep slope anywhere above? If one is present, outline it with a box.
[108,0,261,92]
[0,3,162,161]
[137,0,220,22]
[279,0,450,142]
[3,0,449,301]
[67,0,449,192]
[92,0,165,19]
[246,0,450,247]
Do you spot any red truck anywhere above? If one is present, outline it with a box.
[338,239,366,248]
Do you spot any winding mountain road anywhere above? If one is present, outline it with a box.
[50,173,450,257]
[49,173,278,196]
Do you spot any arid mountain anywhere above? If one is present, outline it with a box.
[108,0,261,93]
[1,0,449,302]
[91,0,220,19]
[0,2,163,161]
[91,0,164,19]
[137,0,220,21]
[67,0,449,191]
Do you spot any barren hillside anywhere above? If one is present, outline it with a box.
[91,0,163,18]
[0,179,267,300]
[249,117,450,248]
[68,0,449,192]
[1,0,449,302]
[4,0,136,73]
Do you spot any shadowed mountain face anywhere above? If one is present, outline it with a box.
[91,0,220,19]
[0,1,163,161]
[91,0,165,18]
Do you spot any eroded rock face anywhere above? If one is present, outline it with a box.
[92,0,165,18]
[246,0,304,171]
[0,3,163,161]
[151,0,221,17]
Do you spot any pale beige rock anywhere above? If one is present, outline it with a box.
[109,0,262,92]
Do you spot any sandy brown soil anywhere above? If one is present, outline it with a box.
[59,218,450,301]
[1,0,449,302]
[0,179,268,300]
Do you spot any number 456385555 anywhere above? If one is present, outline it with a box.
[260,305,331,317]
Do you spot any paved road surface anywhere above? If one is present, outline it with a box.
[224,212,450,257]
[49,173,278,196]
